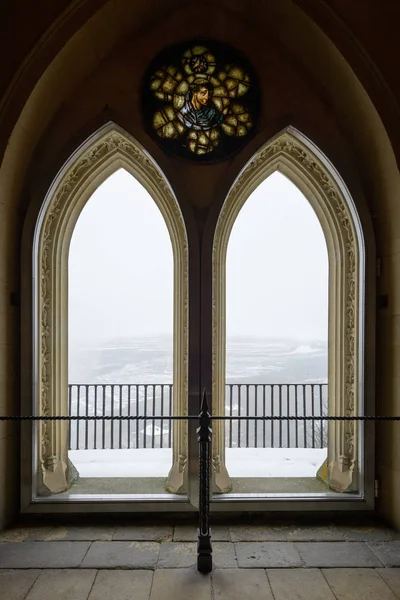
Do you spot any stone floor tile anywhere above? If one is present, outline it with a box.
[286,525,347,542]
[173,525,230,542]
[369,542,400,567]
[235,542,302,568]
[26,569,96,600]
[212,568,273,599]
[44,525,115,542]
[296,542,382,568]
[339,526,398,542]
[113,525,173,542]
[150,568,211,600]
[0,569,40,599]
[267,568,336,599]
[172,526,196,542]
[0,526,53,542]
[230,525,289,542]
[210,526,231,542]
[0,542,90,569]
[377,568,400,597]
[158,542,196,568]
[80,541,159,569]
[212,542,237,568]
[322,568,398,599]
[88,570,153,600]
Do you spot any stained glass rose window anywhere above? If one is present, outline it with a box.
[143,40,260,161]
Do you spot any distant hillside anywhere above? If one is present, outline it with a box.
[69,335,327,384]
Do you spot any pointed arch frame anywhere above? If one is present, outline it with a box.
[29,123,189,496]
[212,127,367,494]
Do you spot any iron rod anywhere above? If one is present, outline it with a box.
[128,385,131,449]
[111,385,115,450]
[169,385,172,448]
[136,386,139,449]
[152,384,156,449]
[303,385,307,448]
[68,385,72,450]
[85,385,89,450]
[77,384,81,449]
[160,384,164,449]
[197,389,212,574]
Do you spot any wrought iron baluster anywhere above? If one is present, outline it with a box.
[229,384,233,448]
[77,384,81,449]
[94,385,98,450]
[319,383,323,448]
[160,384,164,449]
[255,384,258,448]
[263,385,266,447]
[311,384,315,447]
[246,384,250,447]
[136,385,140,449]
[271,385,275,448]
[152,384,156,449]
[85,385,89,450]
[144,385,148,448]
[169,384,173,448]
[303,384,307,448]
[286,385,290,448]
[68,385,72,450]
[119,385,123,450]
[238,385,242,448]
[102,385,106,450]
[197,389,212,574]
[128,385,131,449]
[278,384,283,448]
[111,385,115,449]
[294,384,298,449]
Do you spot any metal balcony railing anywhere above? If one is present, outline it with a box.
[3,393,400,575]
[68,383,328,451]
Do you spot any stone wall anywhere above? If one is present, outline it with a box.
[0,0,400,529]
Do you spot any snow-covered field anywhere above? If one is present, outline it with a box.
[69,447,327,478]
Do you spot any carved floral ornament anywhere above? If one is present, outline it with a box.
[38,129,189,472]
[212,132,359,472]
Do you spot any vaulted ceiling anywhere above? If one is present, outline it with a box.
[1,0,399,160]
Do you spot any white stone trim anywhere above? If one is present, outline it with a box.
[35,123,189,494]
[212,128,364,493]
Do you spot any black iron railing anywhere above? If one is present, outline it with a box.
[68,382,328,451]
[197,389,212,573]
[68,384,173,451]
[2,402,400,574]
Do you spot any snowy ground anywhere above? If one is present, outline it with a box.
[69,448,327,478]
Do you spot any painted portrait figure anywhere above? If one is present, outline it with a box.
[145,40,259,159]
[177,80,224,131]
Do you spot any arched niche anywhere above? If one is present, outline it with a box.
[32,123,189,495]
[212,127,368,494]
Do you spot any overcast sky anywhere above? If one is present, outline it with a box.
[68,168,328,344]
[227,172,328,341]
[68,169,173,342]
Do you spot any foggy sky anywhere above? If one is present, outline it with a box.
[69,168,328,343]
[227,172,328,341]
[68,169,173,342]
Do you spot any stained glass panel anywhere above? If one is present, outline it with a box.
[142,39,260,161]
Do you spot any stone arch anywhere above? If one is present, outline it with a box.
[212,127,369,494]
[32,122,188,495]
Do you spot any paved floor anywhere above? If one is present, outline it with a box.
[0,520,400,598]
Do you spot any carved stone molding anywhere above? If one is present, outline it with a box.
[212,129,360,493]
[37,125,189,493]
